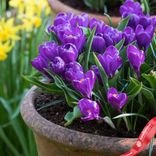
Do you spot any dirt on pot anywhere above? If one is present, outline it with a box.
[34,93,148,138]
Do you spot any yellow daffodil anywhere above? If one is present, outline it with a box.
[10,0,50,17]
[0,51,7,61]
[9,0,50,32]
[0,18,21,42]
[0,41,13,61]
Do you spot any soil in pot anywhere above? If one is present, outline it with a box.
[59,0,121,17]
[34,92,150,138]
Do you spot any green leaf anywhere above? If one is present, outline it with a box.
[104,13,113,27]
[120,40,137,61]
[142,72,156,89]
[127,77,142,102]
[64,106,81,126]
[83,0,105,11]
[23,75,63,94]
[63,90,78,107]
[37,99,64,111]
[80,26,91,37]
[73,105,81,118]
[148,137,154,156]
[44,70,81,107]
[117,15,131,31]
[142,0,150,14]
[0,128,21,156]
[85,27,96,71]
[0,97,12,116]
[141,87,156,112]
[50,31,59,43]
[64,112,73,126]
[103,116,116,129]
[150,44,156,61]
[93,53,109,92]
[113,113,149,121]
[115,39,125,51]
[109,71,120,87]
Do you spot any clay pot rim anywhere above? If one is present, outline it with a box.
[20,86,144,153]
[48,0,121,25]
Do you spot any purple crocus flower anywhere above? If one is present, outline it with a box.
[111,29,123,44]
[54,12,73,26]
[128,14,140,29]
[39,42,58,61]
[89,18,105,33]
[120,0,143,29]
[59,43,78,63]
[123,26,135,45]
[135,24,154,49]
[78,98,100,121]
[103,34,114,47]
[53,23,72,41]
[49,56,65,74]
[103,25,122,44]
[71,13,89,27]
[72,70,96,98]
[139,16,153,29]
[60,27,86,51]
[92,33,106,53]
[127,45,145,76]
[31,55,48,74]
[120,0,143,18]
[65,62,84,81]
[91,65,102,83]
[107,87,128,111]
[98,46,122,78]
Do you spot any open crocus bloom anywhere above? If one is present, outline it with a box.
[98,46,122,78]
[107,87,128,111]
[78,98,100,121]
[72,70,96,98]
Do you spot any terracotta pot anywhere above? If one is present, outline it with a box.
[48,0,121,25]
[21,87,156,156]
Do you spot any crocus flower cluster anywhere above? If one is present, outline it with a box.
[120,0,156,49]
[31,0,156,125]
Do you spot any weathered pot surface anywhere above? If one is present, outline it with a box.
[48,0,121,25]
[21,87,156,156]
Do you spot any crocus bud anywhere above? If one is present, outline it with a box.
[78,98,100,121]
[50,56,65,74]
[59,43,78,63]
[98,46,122,78]
[128,14,140,29]
[71,13,89,27]
[61,27,86,51]
[91,65,102,83]
[89,18,105,33]
[139,16,152,29]
[107,87,128,111]
[53,23,72,41]
[120,0,143,18]
[92,33,106,53]
[65,62,84,81]
[122,26,135,45]
[39,41,58,61]
[54,12,73,26]
[127,45,145,77]
[103,25,122,45]
[72,70,96,98]
[31,55,47,74]
[135,24,154,50]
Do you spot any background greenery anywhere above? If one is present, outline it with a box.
[0,0,51,155]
